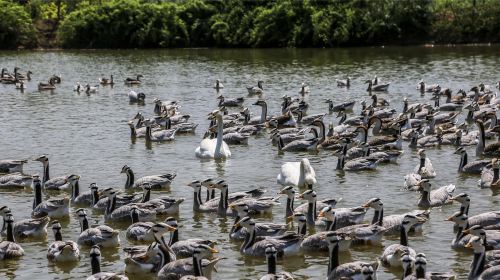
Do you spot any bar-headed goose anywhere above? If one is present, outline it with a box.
[164,217,217,259]
[416,179,455,209]
[0,173,32,189]
[126,207,176,242]
[380,215,424,267]
[276,158,316,189]
[101,189,156,223]
[247,81,264,95]
[0,207,50,239]
[455,147,490,174]
[465,236,500,280]
[478,158,500,188]
[0,159,27,174]
[34,155,78,191]
[47,220,79,262]
[31,175,70,218]
[259,245,294,280]
[76,208,120,247]
[86,245,128,280]
[121,165,176,190]
[278,186,340,219]
[0,214,24,259]
[413,149,436,178]
[229,203,287,241]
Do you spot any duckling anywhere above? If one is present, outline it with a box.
[76,208,120,247]
[31,175,70,218]
[86,245,129,280]
[416,179,455,209]
[47,220,79,262]
[0,214,24,259]
[0,207,50,239]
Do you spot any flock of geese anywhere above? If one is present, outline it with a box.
[1,66,500,280]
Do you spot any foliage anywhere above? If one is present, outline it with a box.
[0,0,37,49]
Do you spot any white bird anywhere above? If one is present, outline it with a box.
[195,110,231,159]
[276,158,316,188]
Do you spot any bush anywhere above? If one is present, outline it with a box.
[0,0,37,49]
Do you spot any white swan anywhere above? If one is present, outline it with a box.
[195,110,231,159]
[276,158,316,188]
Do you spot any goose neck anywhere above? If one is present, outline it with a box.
[267,253,277,274]
[90,254,101,274]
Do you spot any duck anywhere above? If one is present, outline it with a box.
[195,110,231,159]
[336,77,350,87]
[34,155,78,191]
[229,203,287,241]
[0,214,24,260]
[99,75,114,85]
[157,244,222,280]
[121,165,176,190]
[416,179,455,209]
[465,236,500,279]
[366,80,389,92]
[125,75,143,85]
[259,245,295,280]
[218,95,244,107]
[101,189,156,223]
[38,79,56,91]
[164,217,218,258]
[276,158,316,189]
[129,90,146,103]
[236,216,302,257]
[0,207,50,239]
[47,220,79,262]
[455,147,491,174]
[413,149,436,178]
[478,158,500,188]
[76,208,120,247]
[86,245,129,280]
[380,215,423,267]
[31,175,70,218]
[0,159,27,174]
[247,81,264,95]
[326,232,378,280]
[0,173,32,189]
[214,79,224,90]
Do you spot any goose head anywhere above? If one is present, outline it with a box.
[151,222,177,236]
[193,243,218,259]
[362,197,383,210]
[34,155,49,163]
[186,180,202,190]
[253,99,267,107]
[417,149,427,159]
[234,216,254,230]
[0,206,11,217]
[278,186,295,198]
[264,245,277,258]
[66,174,80,185]
[51,220,62,235]
[318,206,335,221]
[201,178,214,188]
[450,193,470,204]
[401,251,415,274]
[445,211,468,228]
[415,179,431,192]
[298,189,316,203]
[120,165,131,174]
[402,214,424,229]
[464,236,485,252]
[462,225,486,237]
[414,253,427,270]
[361,264,375,280]
[229,202,249,217]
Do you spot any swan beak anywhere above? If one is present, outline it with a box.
[464,242,473,248]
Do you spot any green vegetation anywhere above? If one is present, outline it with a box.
[1,0,500,49]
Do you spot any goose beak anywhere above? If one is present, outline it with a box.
[229,204,236,210]
[166,225,177,232]
[444,216,453,222]
[463,229,471,234]
[298,194,304,199]
[286,215,294,222]
[362,203,370,208]
[234,222,240,228]
[464,242,473,248]
[209,248,219,254]
[318,211,325,218]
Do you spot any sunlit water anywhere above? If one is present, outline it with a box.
[0,47,499,280]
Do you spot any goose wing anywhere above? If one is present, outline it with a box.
[44,176,70,190]
[126,222,153,240]
[430,184,455,206]
[32,197,69,218]
[13,216,50,238]
[333,207,367,228]
[469,211,500,229]
[133,174,176,189]
[0,173,31,188]
[0,241,24,258]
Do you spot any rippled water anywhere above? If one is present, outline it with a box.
[0,47,499,280]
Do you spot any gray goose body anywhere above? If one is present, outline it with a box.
[0,173,32,189]
[31,176,70,218]
[380,215,424,267]
[0,159,27,173]
[35,155,76,191]
[77,209,120,247]
[259,246,294,280]
[102,190,156,223]
[416,180,455,209]
[157,257,222,280]
[455,147,491,174]
[0,208,50,239]
[122,165,176,190]
[478,159,500,188]
[465,236,500,280]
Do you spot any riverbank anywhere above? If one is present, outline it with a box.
[2,0,500,49]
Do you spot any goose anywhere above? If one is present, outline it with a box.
[259,245,295,280]
[157,244,222,280]
[195,110,231,159]
[217,95,244,107]
[277,136,318,153]
[86,245,129,280]
[15,69,32,81]
[247,81,264,95]
[47,221,79,262]
[476,120,500,157]
[229,203,287,240]
[465,236,500,280]
[125,75,143,85]
[235,216,302,257]
[144,119,178,142]
[0,173,32,189]
[331,212,386,245]
[0,214,24,259]
[213,79,224,90]
[138,185,185,215]
[446,211,500,232]
[371,94,390,107]
[271,129,308,146]
[334,144,380,171]
[326,232,378,280]
[269,110,298,128]
[121,165,176,190]
[124,230,176,274]
[295,211,352,252]
[432,93,462,111]
[413,149,436,178]
[99,75,114,85]
[34,155,77,190]
[299,82,309,94]
[296,110,326,124]
[366,80,389,92]
[244,99,268,125]
[72,182,99,206]
[101,189,156,223]
[0,159,27,174]
[76,208,120,247]
[129,90,146,103]
[38,79,56,90]
[49,74,61,83]
[164,217,217,258]
[85,84,99,94]
[278,186,340,218]
[93,188,143,211]
[450,214,500,250]
[416,179,455,209]
[31,176,70,218]
[74,82,83,92]
[464,225,500,250]
[401,253,415,279]
[380,215,424,267]
[418,80,440,93]
[362,198,429,235]
[478,158,500,188]
[187,180,219,213]
[455,147,491,174]
[325,99,356,112]
[126,207,177,242]
[276,158,316,188]
[221,131,251,145]
[15,80,25,90]
[336,77,350,87]
[0,207,50,239]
